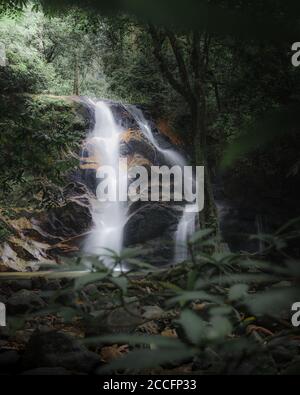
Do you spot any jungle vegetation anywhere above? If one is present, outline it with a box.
[0,0,300,375]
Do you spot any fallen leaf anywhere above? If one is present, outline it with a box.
[161,328,178,338]
[100,344,129,363]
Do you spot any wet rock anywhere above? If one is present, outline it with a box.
[7,279,33,291]
[31,277,61,291]
[7,289,46,314]
[124,203,178,245]
[0,340,9,348]
[0,293,7,304]
[120,129,156,163]
[85,303,143,336]
[15,329,36,344]
[225,351,277,375]
[142,306,164,320]
[0,243,34,272]
[83,284,101,302]
[22,331,100,373]
[39,201,92,241]
[268,338,300,366]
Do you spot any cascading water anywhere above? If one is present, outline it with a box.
[124,105,197,263]
[84,100,127,267]
[174,205,197,263]
[83,99,197,267]
[125,105,186,167]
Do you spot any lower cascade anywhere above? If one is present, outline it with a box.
[83,100,127,267]
[174,205,198,263]
[81,99,197,266]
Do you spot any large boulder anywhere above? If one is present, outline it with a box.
[7,289,46,314]
[124,202,178,245]
[22,330,101,373]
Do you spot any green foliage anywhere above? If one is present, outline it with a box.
[1,220,299,374]
[0,14,56,93]
[0,95,88,205]
[0,0,300,375]
[221,105,300,169]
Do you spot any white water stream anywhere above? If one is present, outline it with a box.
[125,105,186,167]
[84,100,196,266]
[84,100,127,267]
[174,205,198,263]
[124,105,198,262]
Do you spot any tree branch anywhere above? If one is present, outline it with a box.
[165,29,194,98]
[148,24,191,102]
[191,30,205,106]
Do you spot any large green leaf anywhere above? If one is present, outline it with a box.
[176,309,208,345]
[111,276,128,294]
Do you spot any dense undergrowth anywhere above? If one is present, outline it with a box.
[1,219,300,375]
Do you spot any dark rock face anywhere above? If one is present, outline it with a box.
[119,130,157,164]
[22,331,100,373]
[124,203,178,245]
[38,201,91,241]
[123,202,179,266]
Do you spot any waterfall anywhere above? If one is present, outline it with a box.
[83,100,197,267]
[84,100,127,267]
[124,105,197,263]
[174,205,197,263]
[125,105,186,167]
[255,214,264,253]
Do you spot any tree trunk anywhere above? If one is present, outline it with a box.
[73,53,79,96]
[192,105,219,233]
